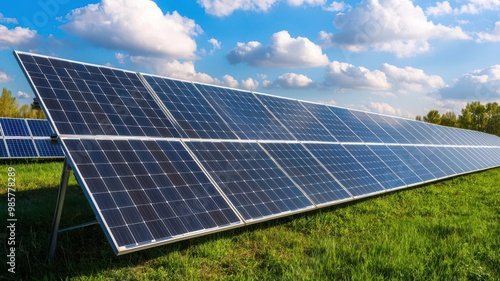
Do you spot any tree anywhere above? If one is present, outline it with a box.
[440,112,457,127]
[459,102,487,132]
[415,115,423,121]
[0,87,20,117]
[423,110,441,124]
[484,102,500,136]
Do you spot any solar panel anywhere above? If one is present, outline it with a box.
[14,51,500,258]
[260,142,351,205]
[63,138,242,253]
[0,118,30,136]
[255,94,334,142]
[0,140,8,157]
[195,84,293,140]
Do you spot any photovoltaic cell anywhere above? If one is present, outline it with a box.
[16,53,181,138]
[343,144,405,189]
[305,143,384,196]
[300,102,358,142]
[187,141,313,221]
[195,84,293,140]
[387,146,435,181]
[381,117,422,144]
[34,139,65,157]
[27,119,54,137]
[255,94,334,142]
[6,139,38,157]
[415,147,455,176]
[0,118,30,136]
[349,111,397,143]
[363,114,410,144]
[143,75,238,140]
[328,107,381,143]
[0,140,8,157]
[368,145,422,186]
[401,146,447,179]
[260,142,351,205]
[63,138,242,252]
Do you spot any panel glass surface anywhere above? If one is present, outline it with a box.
[143,75,237,139]
[343,144,405,189]
[256,95,334,142]
[401,146,447,179]
[260,142,351,205]
[34,139,65,157]
[16,53,181,138]
[300,102,358,142]
[380,117,422,144]
[368,145,422,186]
[195,84,293,140]
[328,107,381,143]
[6,139,38,157]
[187,141,313,221]
[362,114,410,144]
[27,119,54,137]
[305,143,384,196]
[415,147,455,176]
[63,138,242,252]
[446,147,478,171]
[349,111,397,143]
[0,140,8,157]
[0,118,30,136]
[387,146,435,181]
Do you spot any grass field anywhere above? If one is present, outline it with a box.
[1,160,499,280]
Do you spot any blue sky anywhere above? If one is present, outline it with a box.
[0,0,499,117]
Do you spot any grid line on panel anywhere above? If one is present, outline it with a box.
[0,139,9,158]
[15,52,182,138]
[349,111,397,143]
[0,118,30,136]
[415,146,455,176]
[363,113,411,144]
[328,107,382,143]
[194,84,294,140]
[255,94,335,142]
[401,146,447,179]
[259,142,352,205]
[380,116,422,144]
[368,145,423,186]
[447,147,478,171]
[186,141,314,221]
[26,119,54,137]
[34,139,65,157]
[386,146,435,182]
[62,138,242,252]
[5,138,38,157]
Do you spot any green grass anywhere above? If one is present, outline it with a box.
[1,160,499,280]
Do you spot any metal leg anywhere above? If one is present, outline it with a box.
[47,159,72,262]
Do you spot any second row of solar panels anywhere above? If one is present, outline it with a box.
[0,138,64,158]
[0,118,54,137]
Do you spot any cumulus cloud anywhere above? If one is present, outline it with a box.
[263,73,315,89]
[437,65,500,100]
[287,0,325,7]
[0,24,38,50]
[426,0,500,16]
[322,1,350,12]
[324,61,390,90]
[0,13,18,24]
[241,78,259,91]
[0,71,12,83]
[62,0,201,59]
[17,91,30,99]
[476,21,500,42]
[379,63,446,93]
[326,0,469,57]
[222,74,239,88]
[227,30,329,68]
[197,0,278,17]
[366,102,405,116]
[115,52,126,64]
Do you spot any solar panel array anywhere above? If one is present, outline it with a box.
[15,51,500,255]
[0,117,64,158]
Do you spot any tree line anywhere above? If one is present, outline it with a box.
[416,101,500,137]
[0,87,45,119]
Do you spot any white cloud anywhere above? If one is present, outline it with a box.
[222,74,239,88]
[327,0,469,57]
[287,0,325,7]
[227,30,329,68]
[476,21,500,42]
[62,0,201,59]
[241,78,259,91]
[207,38,222,55]
[0,24,38,50]
[264,73,315,89]
[0,13,18,24]
[0,71,12,83]
[17,91,30,99]
[426,0,500,16]
[437,65,500,100]
[322,1,350,12]
[115,52,126,64]
[366,102,404,116]
[324,61,390,90]
[379,63,446,94]
[197,0,278,17]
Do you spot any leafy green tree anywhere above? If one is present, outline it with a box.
[440,112,457,127]
[0,87,20,117]
[484,102,500,136]
[415,115,423,121]
[423,110,441,124]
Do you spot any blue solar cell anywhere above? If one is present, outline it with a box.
[362,114,410,144]
[368,145,422,186]
[328,107,381,143]
[16,53,182,138]
[195,84,293,140]
[260,142,351,205]
[343,144,405,189]
[6,139,38,157]
[415,147,455,176]
[446,147,479,171]
[0,118,30,136]
[349,111,397,143]
[63,138,242,252]
[305,143,384,196]
[300,102,359,142]
[401,146,447,179]
[34,139,64,157]
[386,146,435,182]
[143,75,238,140]
[27,119,54,137]
[256,95,335,142]
[0,140,8,157]
[187,141,314,220]
[381,117,422,144]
